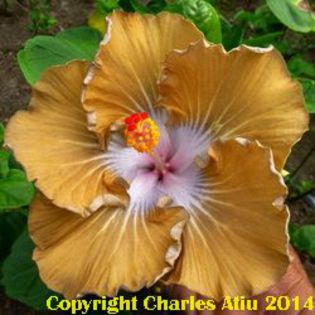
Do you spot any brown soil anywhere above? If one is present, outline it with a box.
[0,0,314,314]
[0,0,93,123]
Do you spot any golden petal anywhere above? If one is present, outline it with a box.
[29,194,187,298]
[82,11,203,148]
[5,61,126,216]
[165,139,290,300]
[166,247,315,314]
[157,41,309,169]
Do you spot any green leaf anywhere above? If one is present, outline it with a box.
[130,0,152,13]
[290,178,315,194]
[244,31,283,47]
[235,5,280,31]
[96,0,120,13]
[221,18,244,50]
[2,229,56,310]
[29,10,58,32]
[0,169,35,210]
[266,0,315,33]
[291,225,315,258]
[0,211,27,267]
[299,79,315,113]
[165,0,222,43]
[288,223,299,237]
[18,26,102,85]
[146,0,167,13]
[88,10,107,33]
[288,56,315,79]
[0,150,11,179]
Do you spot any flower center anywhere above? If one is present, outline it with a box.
[124,112,160,154]
[108,113,209,211]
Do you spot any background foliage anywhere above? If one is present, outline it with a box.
[0,0,314,313]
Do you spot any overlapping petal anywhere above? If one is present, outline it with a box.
[82,11,203,148]
[29,194,187,298]
[165,139,289,300]
[5,61,125,216]
[157,41,309,169]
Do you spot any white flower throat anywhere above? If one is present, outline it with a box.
[107,112,209,212]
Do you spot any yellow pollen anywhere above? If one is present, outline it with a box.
[124,112,160,153]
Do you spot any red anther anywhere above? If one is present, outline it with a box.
[125,112,149,125]
[132,114,140,123]
[140,112,149,120]
[124,116,134,125]
[127,124,136,132]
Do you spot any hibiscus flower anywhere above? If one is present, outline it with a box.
[5,11,308,299]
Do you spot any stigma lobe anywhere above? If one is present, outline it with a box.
[124,112,160,153]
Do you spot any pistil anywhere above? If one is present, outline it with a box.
[124,112,171,176]
[124,112,160,154]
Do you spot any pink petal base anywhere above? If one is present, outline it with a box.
[107,122,209,212]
